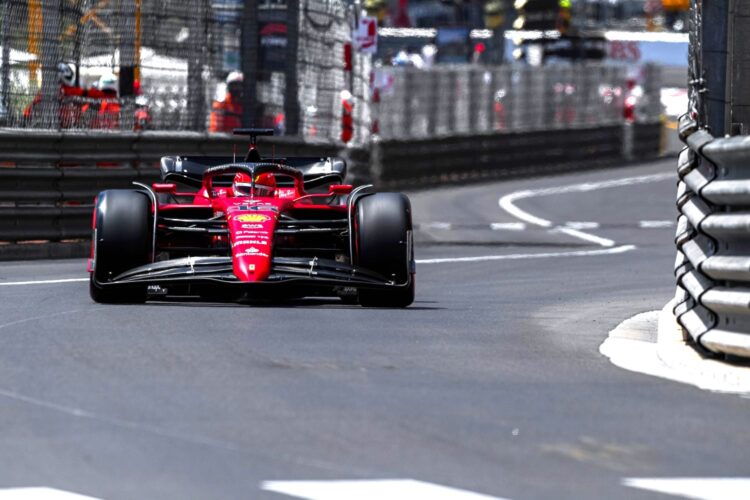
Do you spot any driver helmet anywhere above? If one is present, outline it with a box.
[233,172,276,197]
[98,73,118,94]
[57,62,75,86]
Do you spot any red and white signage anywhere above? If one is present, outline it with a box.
[354,17,378,54]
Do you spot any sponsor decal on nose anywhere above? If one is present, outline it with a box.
[234,214,271,223]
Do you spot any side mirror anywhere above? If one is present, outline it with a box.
[329,184,353,195]
[152,183,177,194]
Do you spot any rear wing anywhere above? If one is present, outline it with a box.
[160,156,347,189]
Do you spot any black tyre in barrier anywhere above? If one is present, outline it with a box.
[89,189,152,303]
[355,192,415,307]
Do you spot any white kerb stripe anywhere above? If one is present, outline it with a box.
[261,479,510,500]
[623,478,750,500]
[0,278,88,287]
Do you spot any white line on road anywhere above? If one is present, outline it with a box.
[639,219,675,228]
[553,227,616,247]
[564,221,600,230]
[490,222,526,231]
[498,172,673,246]
[261,479,509,500]
[623,477,750,500]
[2,245,635,286]
[416,244,635,264]
[423,222,453,230]
[0,278,88,287]
[0,488,100,499]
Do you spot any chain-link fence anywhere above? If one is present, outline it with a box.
[0,0,664,146]
[373,63,660,140]
[296,0,370,145]
[0,0,216,131]
[0,0,369,144]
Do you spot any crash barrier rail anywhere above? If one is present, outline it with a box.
[0,130,336,246]
[674,115,750,358]
[367,122,661,187]
[0,120,663,259]
[373,64,662,141]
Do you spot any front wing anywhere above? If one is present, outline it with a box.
[91,256,412,298]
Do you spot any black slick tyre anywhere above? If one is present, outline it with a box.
[89,189,152,303]
[355,192,415,307]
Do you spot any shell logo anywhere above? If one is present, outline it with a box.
[234,214,270,223]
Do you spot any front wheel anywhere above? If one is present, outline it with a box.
[89,189,152,303]
[355,193,415,307]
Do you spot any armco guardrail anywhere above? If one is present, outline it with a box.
[369,122,660,187]
[0,121,662,259]
[674,115,750,358]
[0,130,337,255]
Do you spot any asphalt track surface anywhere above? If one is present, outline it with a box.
[0,159,748,500]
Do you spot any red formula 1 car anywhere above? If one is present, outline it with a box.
[88,129,415,307]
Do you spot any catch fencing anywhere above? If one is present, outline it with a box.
[0,0,369,144]
[374,63,661,140]
[0,130,335,247]
[1,0,215,130]
[674,116,750,358]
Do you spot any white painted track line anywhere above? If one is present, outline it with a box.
[0,488,100,499]
[554,227,616,247]
[639,220,675,228]
[498,172,673,246]
[416,245,635,264]
[423,222,453,230]
[490,222,526,231]
[0,247,638,288]
[0,278,88,287]
[564,221,600,230]
[261,479,509,500]
[623,477,750,500]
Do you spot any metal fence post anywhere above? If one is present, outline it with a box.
[241,0,259,128]
[187,0,208,131]
[40,0,61,129]
[0,1,11,125]
[284,0,300,136]
[728,0,750,134]
[702,0,729,135]
[117,0,136,131]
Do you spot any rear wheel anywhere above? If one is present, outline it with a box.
[89,189,152,303]
[355,193,415,307]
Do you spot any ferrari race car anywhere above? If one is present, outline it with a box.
[88,129,415,307]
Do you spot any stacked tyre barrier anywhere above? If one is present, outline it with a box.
[675,114,750,358]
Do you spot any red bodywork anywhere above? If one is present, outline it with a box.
[88,139,413,306]
[152,161,352,284]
